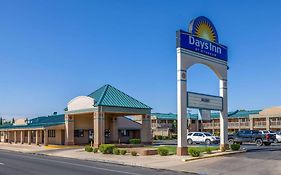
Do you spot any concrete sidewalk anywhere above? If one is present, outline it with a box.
[0,143,245,174]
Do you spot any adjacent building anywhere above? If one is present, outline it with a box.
[0,84,152,147]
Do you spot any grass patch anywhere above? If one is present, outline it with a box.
[154,146,219,155]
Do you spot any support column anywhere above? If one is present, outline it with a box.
[4,131,7,143]
[219,79,229,151]
[35,130,39,145]
[111,116,118,143]
[140,115,152,144]
[177,51,188,156]
[14,131,17,143]
[28,130,31,145]
[250,118,254,130]
[7,131,11,143]
[93,111,105,148]
[20,130,24,144]
[44,129,48,146]
[238,118,241,131]
[266,117,270,130]
[65,114,74,145]
[40,130,43,144]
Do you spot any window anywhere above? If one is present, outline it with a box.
[121,130,129,137]
[191,120,196,124]
[74,129,84,137]
[48,130,56,138]
[187,133,193,136]
[193,133,203,136]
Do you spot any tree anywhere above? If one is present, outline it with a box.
[12,118,15,124]
[0,117,2,125]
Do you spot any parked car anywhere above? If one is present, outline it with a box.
[274,131,281,143]
[259,130,276,135]
[228,130,275,146]
[187,132,220,145]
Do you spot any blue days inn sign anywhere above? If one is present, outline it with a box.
[176,16,228,62]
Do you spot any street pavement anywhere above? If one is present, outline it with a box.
[0,150,194,175]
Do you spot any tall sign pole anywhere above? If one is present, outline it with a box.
[176,16,229,155]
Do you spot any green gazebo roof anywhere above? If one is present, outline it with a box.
[88,84,151,109]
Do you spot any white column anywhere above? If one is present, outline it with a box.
[28,130,31,145]
[14,131,17,143]
[219,79,229,151]
[177,51,188,155]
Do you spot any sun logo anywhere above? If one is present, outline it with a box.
[189,16,219,43]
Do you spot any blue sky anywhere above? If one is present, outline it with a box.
[0,1,281,118]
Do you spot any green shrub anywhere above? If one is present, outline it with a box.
[188,148,201,157]
[93,148,98,153]
[230,143,240,151]
[131,151,137,156]
[113,148,120,155]
[156,135,163,140]
[120,149,127,155]
[99,144,116,154]
[85,145,93,152]
[157,147,169,156]
[205,147,212,154]
[129,138,141,144]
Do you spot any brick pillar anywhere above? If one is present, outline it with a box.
[266,117,270,130]
[65,114,74,145]
[141,114,152,144]
[93,111,105,148]
[44,129,48,146]
[28,130,31,144]
[250,118,254,130]
[111,116,118,143]
[35,130,39,145]
[14,131,17,143]
[40,130,43,144]
[20,130,24,144]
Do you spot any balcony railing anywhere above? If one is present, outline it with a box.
[254,121,266,127]
[151,123,173,128]
[240,122,249,127]
[270,121,281,127]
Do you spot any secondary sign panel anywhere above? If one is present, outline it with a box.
[187,92,223,111]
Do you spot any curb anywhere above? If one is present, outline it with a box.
[181,150,247,162]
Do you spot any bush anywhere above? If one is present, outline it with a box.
[156,135,163,140]
[99,144,116,154]
[120,149,127,155]
[205,147,212,154]
[157,147,169,156]
[129,138,141,144]
[188,148,201,157]
[231,143,240,151]
[85,146,93,152]
[131,151,137,156]
[93,148,98,153]
[113,148,120,155]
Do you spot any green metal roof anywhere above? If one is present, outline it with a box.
[0,114,65,130]
[88,84,151,109]
[152,110,261,120]
[152,113,198,120]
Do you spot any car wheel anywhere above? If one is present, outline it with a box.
[256,139,263,146]
[264,142,271,146]
[187,139,193,145]
[274,139,278,143]
[205,139,211,145]
[228,139,234,145]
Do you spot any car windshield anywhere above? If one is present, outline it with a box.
[204,133,212,136]
[263,131,269,134]
[269,130,275,134]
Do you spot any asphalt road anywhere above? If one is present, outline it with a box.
[0,150,193,175]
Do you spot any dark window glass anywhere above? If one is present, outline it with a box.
[121,130,129,137]
[74,129,84,137]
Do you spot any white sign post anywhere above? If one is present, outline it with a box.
[176,16,229,155]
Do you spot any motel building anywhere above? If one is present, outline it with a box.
[0,85,152,147]
[151,106,281,137]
